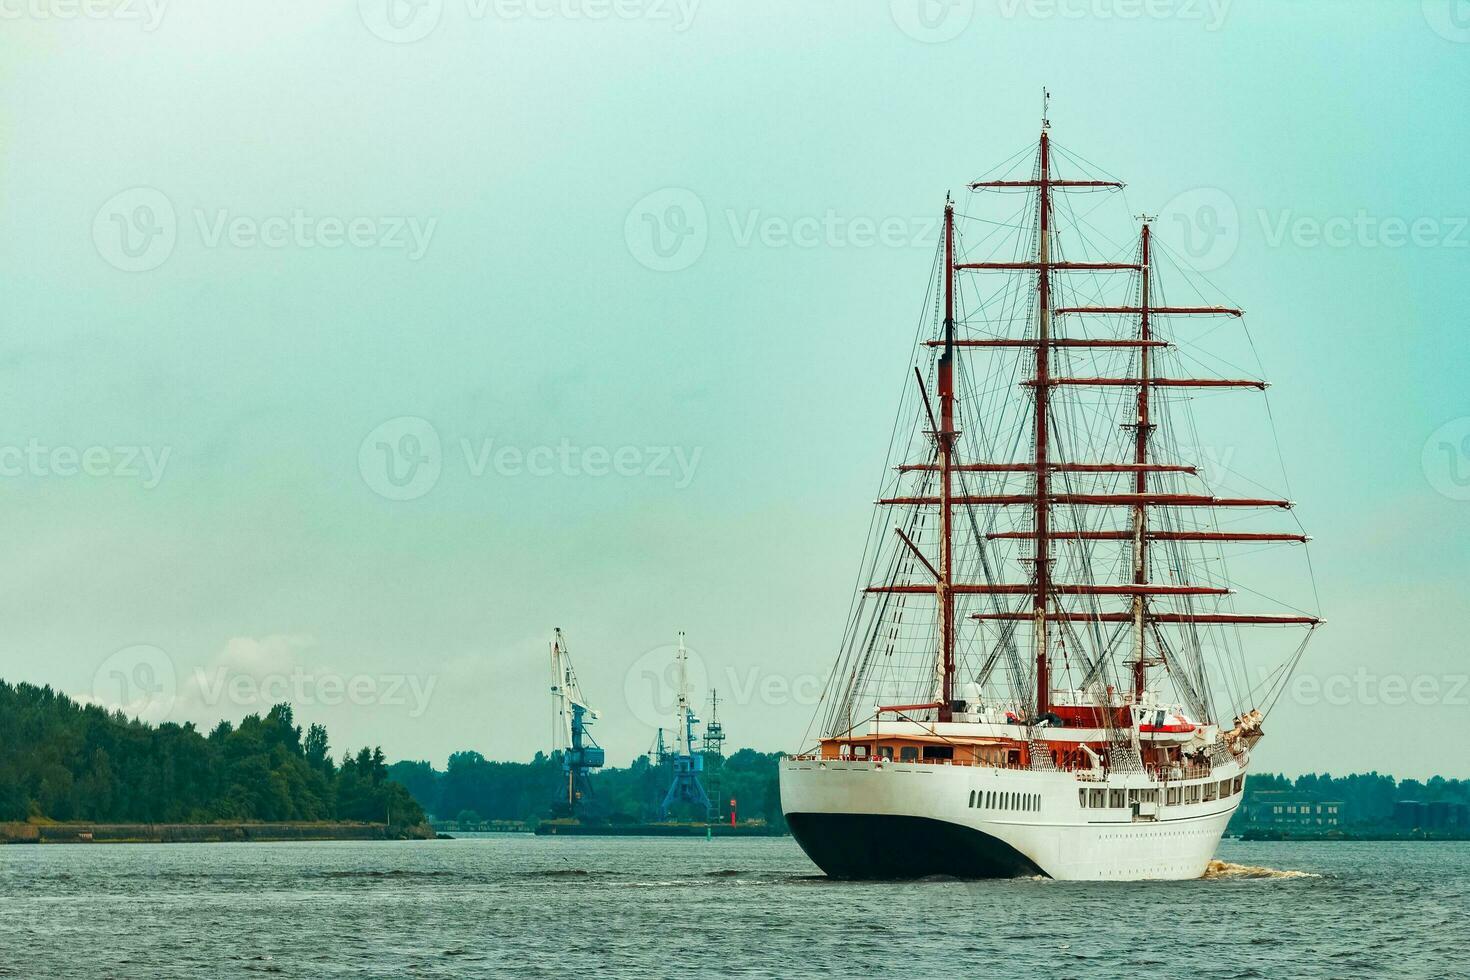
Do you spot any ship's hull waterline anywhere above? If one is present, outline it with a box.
[780,757,1243,881]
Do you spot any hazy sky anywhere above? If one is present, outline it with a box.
[1,0,1467,779]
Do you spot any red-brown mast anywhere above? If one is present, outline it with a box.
[1033,126,1053,717]
[868,110,1321,735]
[937,197,957,722]
[1130,222,1153,700]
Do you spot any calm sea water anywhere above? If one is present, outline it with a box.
[2,835,1466,979]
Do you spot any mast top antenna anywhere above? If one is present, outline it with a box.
[1042,87,1051,130]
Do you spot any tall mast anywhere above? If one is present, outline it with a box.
[1033,126,1053,717]
[864,110,1322,737]
[937,197,958,722]
[1131,223,1153,700]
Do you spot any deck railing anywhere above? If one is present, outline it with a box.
[787,755,1233,786]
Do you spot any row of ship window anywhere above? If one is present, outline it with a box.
[968,790,1041,813]
[964,776,1245,814]
[1076,776,1245,809]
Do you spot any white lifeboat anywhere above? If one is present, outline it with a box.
[1138,707,1199,742]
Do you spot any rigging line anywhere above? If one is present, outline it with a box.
[1049,139,1127,187]
[952,206,1035,231]
[1053,186,1141,261]
[836,539,911,730]
[1147,234,1250,313]
[954,193,1037,244]
[967,140,1043,186]
[1261,630,1316,720]
[842,232,945,625]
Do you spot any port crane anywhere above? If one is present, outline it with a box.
[549,628,605,813]
[659,632,713,819]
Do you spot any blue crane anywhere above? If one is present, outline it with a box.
[550,628,604,814]
[660,632,712,819]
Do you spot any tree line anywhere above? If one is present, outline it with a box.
[0,681,425,829]
[388,747,788,830]
[1234,770,1470,827]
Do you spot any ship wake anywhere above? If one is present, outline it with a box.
[1202,860,1319,880]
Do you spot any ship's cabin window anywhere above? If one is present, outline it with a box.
[877,746,894,760]
[1108,789,1126,809]
[1078,789,1088,808]
[987,791,994,808]
[1204,783,1219,802]
[922,746,954,762]
[1089,789,1105,808]
[899,746,919,763]
[1219,779,1232,798]
[853,745,869,760]
[1233,776,1244,794]
[1167,787,1181,806]
[969,790,976,808]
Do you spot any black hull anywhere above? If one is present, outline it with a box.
[785,812,1046,880]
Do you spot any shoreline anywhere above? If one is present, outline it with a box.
[0,821,432,845]
[533,821,786,837]
[1234,830,1470,842]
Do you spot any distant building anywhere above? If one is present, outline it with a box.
[1395,800,1426,829]
[1397,800,1470,831]
[1245,791,1343,828]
